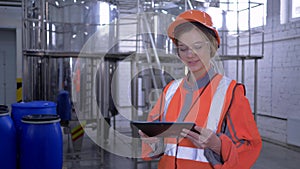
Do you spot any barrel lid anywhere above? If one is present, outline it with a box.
[12,101,56,109]
[22,114,60,123]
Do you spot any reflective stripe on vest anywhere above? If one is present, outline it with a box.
[207,76,232,132]
[163,78,183,121]
[164,143,209,163]
[163,76,233,162]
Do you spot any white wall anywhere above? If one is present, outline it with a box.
[258,0,300,144]
[224,0,300,146]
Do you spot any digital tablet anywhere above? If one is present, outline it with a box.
[131,121,197,137]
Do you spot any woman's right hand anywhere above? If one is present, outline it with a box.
[138,130,160,145]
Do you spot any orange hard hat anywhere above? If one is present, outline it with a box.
[167,10,220,47]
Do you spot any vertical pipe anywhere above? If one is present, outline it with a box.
[248,0,251,56]
[136,0,141,53]
[58,59,63,91]
[236,0,239,81]
[22,0,26,101]
[262,2,265,57]
[116,5,120,52]
[131,56,138,169]
[242,0,251,84]
[98,57,105,165]
[31,58,35,100]
[187,0,193,10]
[2,51,6,104]
[141,17,159,100]
[41,0,47,100]
[46,57,50,100]
[45,1,49,50]
[133,1,140,169]
[221,10,227,56]
[91,58,94,119]
[111,61,116,130]
[151,0,154,9]
[254,58,258,121]
[41,0,45,50]
[241,59,245,83]
[142,15,166,87]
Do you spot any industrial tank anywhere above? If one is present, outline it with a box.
[23,0,118,101]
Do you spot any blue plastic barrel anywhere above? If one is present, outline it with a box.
[57,90,71,121]
[0,105,17,169]
[20,114,62,169]
[11,101,57,137]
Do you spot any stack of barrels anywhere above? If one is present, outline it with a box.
[0,101,63,169]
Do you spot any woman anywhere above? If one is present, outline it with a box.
[139,10,262,169]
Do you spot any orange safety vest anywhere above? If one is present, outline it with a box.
[144,74,237,169]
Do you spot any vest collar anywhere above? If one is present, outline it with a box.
[183,68,217,91]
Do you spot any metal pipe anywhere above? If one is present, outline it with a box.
[130,56,138,169]
[142,14,166,87]
[221,10,227,56]
[236,0,240,81]
[21,0,26,101]
[91,58,94,119]
[137,0,141,53]
[133,2,140,161]
[99,57,105,165]
[58,59,63,91]
[241,59,244,83]
[248,0,251,56]
[2,51,7,104]
[41,0,45,50]
[187,0,194,9]
[262,2,265,58]
[139,20,160,100]
[254,58,258,121]
[41,0,47,100]
[0,1,21,7]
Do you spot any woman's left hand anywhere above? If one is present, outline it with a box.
[181,126,221,155]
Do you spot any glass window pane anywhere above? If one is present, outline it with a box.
[292,0,300,18]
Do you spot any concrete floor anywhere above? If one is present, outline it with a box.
[252,140,300,169]
[62,132,300,169]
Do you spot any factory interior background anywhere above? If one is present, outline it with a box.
[0,0,300,169]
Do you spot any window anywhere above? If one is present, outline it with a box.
[206,0,266,32]
[292,0,300,18]
[281,0,300,24]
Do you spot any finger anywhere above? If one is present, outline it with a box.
[197,127,214,137]
[183,132,208,149]
[188,137,206,149]
[180,131,188,138]
[194,126,203,134]
[181,131,196,140]
[193,141,205,149]
[198,135,209,143]
[183,132,197,142]
[182,131,204,145]
[198,129,214,142]
[182,128,200,140]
